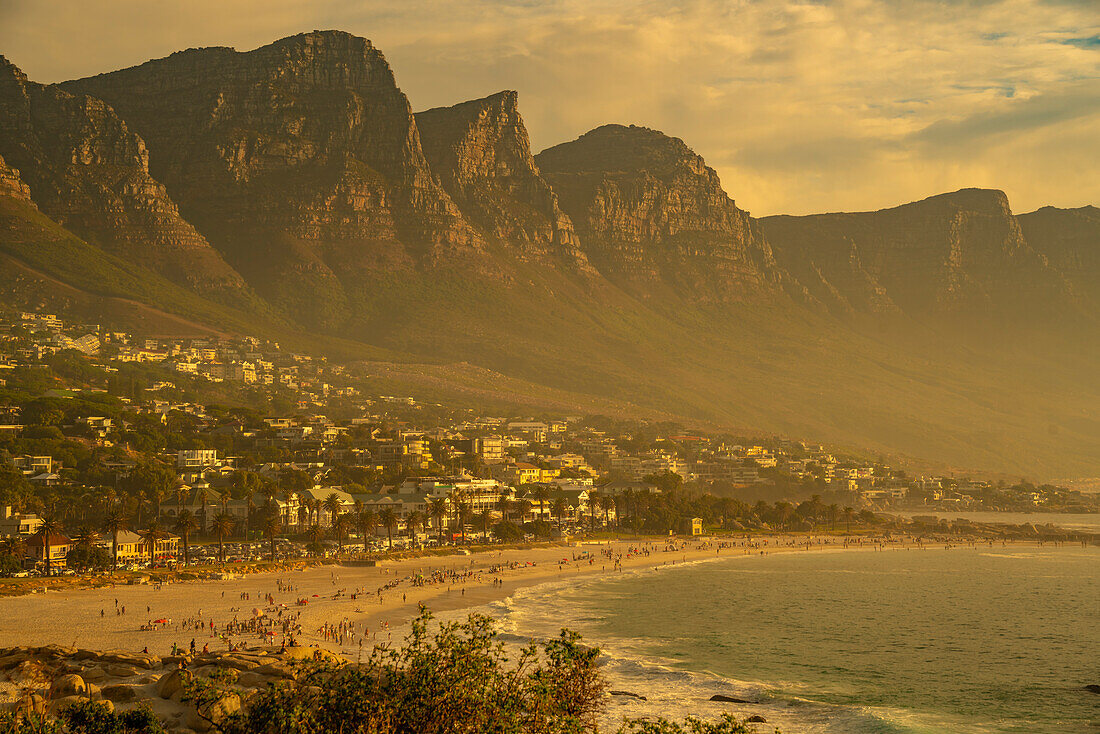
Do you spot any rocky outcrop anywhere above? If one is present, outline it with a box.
[63,30,488,330]
[0,644,335,733]
[759,189,1084,325]
[0,56,252,307]
[1018,205,1100,310]
[536,124,784,302]
[416,91,592,271]
[0,154,34,205]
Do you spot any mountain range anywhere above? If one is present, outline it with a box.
[1,30,1097,480]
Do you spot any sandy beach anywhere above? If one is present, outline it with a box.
[0,535,1002,658]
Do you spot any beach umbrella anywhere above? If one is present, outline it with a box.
[252,607,264,617]
[154,618,169,624]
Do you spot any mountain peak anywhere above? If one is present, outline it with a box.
[537,124,697,176]
[916,188,1011,216]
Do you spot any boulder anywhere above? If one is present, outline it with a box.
[1085,684,1100,695]
[49,674,87,699]
[709,694,753,703]
[252,661,296,680]
[100,684,140,703]
[746,715,767,723]
[105,663,142,678]
[158,669,190,700]
[236,671,271,689]
[185,693,240,731]
[80,665,108,682]
[609,690,647,701]
[49,695,88,715]
[14,693,47,718]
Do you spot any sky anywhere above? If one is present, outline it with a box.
[1,0,1097,216]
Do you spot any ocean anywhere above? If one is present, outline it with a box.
[470,544,1100,733]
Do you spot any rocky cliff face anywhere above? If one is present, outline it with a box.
[63,31,488,329]
[760,189,1083,324]
[0,56,251,305]
[535,124,782,302]
[415,91,592,272]
[0,154,33,206]
[1018,205,1100,309]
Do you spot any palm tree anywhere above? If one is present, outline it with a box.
[173,510,199,566]
[356,509,377,552]
[405,510,425,546]
[305,524,324,556]
[323,493,343,528]
[195,485,212,536]
[262,512,281,562]
[429,497,448,545]
[587,490,602,529]
[174,485,188,515]
[475,509,492,539]
[71,525,99,549]
[102,510,127,570]
[241,485,256,539]
[454,499,471,544]
[219,488,231,515]
[495,494,512,524]
[139,520,167,567]
[379,508,398,550]
[552,497,568,529]
[516,499,532,525]
[533,486,551,523]
[211,512,235,564]
[36,515,63,576]
[332,513,351,553]
[844,506,855,535]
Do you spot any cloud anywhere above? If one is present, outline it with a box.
[0,0,1097,215]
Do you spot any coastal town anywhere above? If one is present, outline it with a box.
[0,309,1095,576]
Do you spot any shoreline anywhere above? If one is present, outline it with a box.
[0,534,1064,657]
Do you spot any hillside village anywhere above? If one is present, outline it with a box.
[0,309,1095,574]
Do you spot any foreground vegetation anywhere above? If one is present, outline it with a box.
[0,609,767,734]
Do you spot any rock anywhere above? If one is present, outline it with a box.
[252,661,296,680]
[1085,684,1100,695]
[416,92,593,271]
[105,663,142,678]
[158,669,190,700]
[14,693,46,718]
[236,671,271,689]
[49,674,87,699]
[537,124,781,302]
[80,665,108,682]
[185,693,240,731]
[61,31,489,331]
[746,715,767,723]
[709,694,753,703]
[100,684,140,703]
[0,58,249,303]
[609,690,647,701]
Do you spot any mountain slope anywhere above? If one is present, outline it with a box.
[537,124,785,304]
[63,31,491,331]
[0,56,258,311]
[759,189,1087,328]
[415,91,592,271]
[0,30,1084,480]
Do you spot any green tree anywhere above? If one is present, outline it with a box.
[173,510,199,566]
[36,515,63,576]
[211,512,235,564]
[102,510,127,570]
[379,507,398,550]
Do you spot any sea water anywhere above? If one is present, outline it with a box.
[477,545,1100,733]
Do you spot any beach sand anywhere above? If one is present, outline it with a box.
[0,535,936,657]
